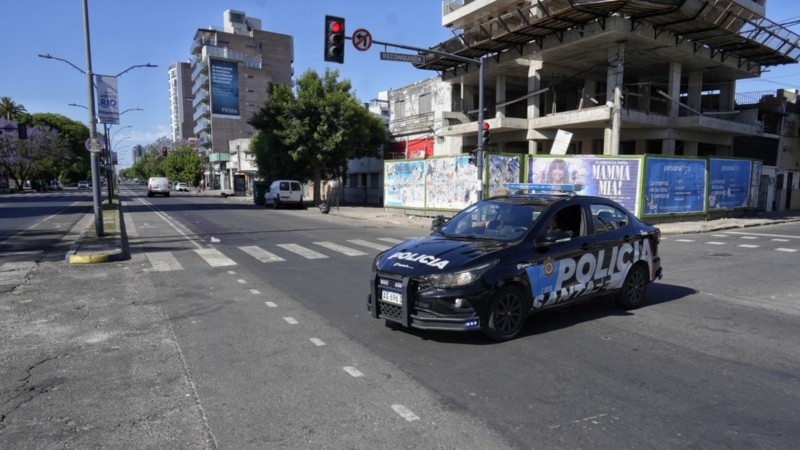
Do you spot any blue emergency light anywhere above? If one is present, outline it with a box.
[505,183,577,193]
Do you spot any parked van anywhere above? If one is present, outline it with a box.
[264,179,303,208]
[147,177,171,197]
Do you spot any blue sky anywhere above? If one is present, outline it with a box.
[2,1,799,168]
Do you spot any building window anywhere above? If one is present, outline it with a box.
[393,100,405,119]
[419,93,432,114]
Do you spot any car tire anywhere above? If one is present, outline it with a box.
[274,197,281,209]
[615,263,648,309]
[481,285,527,341]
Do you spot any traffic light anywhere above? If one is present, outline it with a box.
[324,15,345,63]
[481,122,490,146]
[161,146,168,157]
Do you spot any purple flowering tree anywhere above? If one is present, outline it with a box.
[0,118,69,190]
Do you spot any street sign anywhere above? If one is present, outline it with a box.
[380,51,424,64]
[85,137,105,154]
[352,28,372,52]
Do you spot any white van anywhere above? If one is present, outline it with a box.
[147,177,171,197]
[264,179,303,209]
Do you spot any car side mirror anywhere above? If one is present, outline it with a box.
[537,229,572,245]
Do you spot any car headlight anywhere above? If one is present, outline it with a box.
[373,251,386,271]
[425,260,497,289]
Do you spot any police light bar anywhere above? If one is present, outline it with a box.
[505,183,576,193]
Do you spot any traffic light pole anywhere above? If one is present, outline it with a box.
[346,35,486,200]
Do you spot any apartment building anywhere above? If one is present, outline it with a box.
[168,61,194,142]
[187,10,293,189]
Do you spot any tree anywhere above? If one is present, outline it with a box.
[0,97,27,121]
[162,144,204,184]
[0,119,70,189]
[28,113,90,182]
[249,68,386,204]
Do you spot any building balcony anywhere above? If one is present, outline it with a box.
[192,89,209,109]
[193,105,210,122]
[193,118,211,135]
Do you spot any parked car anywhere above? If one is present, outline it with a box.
[175,182,189,192]
[147,177,171,197]
[263,179,304,209]
[367,183,663,341]
[49,180,63,190]
[77,180,90,189]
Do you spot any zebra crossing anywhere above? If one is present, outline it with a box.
[664,231,799,253]
[143,236,416,272]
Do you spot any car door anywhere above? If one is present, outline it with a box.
[588,202,631,292]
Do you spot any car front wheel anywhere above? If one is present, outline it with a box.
[482,285,527,341]
[615,263,648,309]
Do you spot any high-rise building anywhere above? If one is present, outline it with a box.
[168,61,194,142]
[188,9,293,188]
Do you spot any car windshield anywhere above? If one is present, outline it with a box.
[437,200,545,242]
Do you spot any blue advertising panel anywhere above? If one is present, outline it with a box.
[708,158,752,209]
[384,160,426,208]
[210,59,240,116]
[528,156,641,213]
[643,157,706,215]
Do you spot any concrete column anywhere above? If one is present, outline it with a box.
[687,72,703,113]
[662,139,676,155]
[606,42,625,155]
[719,81,735,111]
[640,83,651,113]
[668,62,681,118]
[462,84,475,114]
[635,139,647,155]
[496,73,507,118]
[683,141,698,156]
[527,60,543,154]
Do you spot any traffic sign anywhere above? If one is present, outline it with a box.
[85,137,105,154]
[352,28,372,52]
[380,51,424,64]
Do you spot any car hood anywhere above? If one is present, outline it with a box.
[377,236,509,276]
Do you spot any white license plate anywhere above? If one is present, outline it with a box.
[381,290,402,305]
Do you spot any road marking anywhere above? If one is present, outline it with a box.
[277,244,328,259]
[146,252,183,272]
[391,404,420,422]
[706,241,726,245]
[739,236,759,240]
[284,317,298,324]
[237,279,247,284]
[737,244,759,248]
[195,248,237,267]
[776,248,798,253]
[771,238,790,242]
[313,241,367,256]
[711,234,728,238]
[725,231,800,239]
[250,289,261,295]
[343,366,363,377]
[265,301,277,308]
[378,238,405,244]
[239,245,286,263]
[310,338,326,346]
[0,250,43,257]
[348,239,391,251]
[674,239,694,242]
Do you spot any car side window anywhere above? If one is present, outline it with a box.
[590,204,628,233]
[546,204,584,238]
[290,182,301,191]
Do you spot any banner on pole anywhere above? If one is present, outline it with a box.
[95,75,119,124]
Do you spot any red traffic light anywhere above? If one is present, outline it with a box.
[329,20,342,34]
[482,122,490,131]
[324,15,345,64]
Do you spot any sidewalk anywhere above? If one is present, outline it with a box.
[66,188,800,263]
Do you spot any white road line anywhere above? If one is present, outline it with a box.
[146,252,183,272]
[739,236,759,240]
[313,241,367,256]
[343,366,364,377]
[348,239,392,251]
[239,245,286,263]
[310,338,326,347]
[711,234,728,238]
[265,302,277,308]
[725,231,800,239]
[195,248,237,267]
[0,250,43,257]
[284,317,298,324]
[706,242,726,245]
[771,238,790,242]
[674,239,695,242]
[378,238,405,244]
[277,244,328,259]
[250,289,261,295]
[237,279,247,284]
[737,244,759,248]
[776,248,798,253]
[391,404,420,422]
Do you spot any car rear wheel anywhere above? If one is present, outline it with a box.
[615,263,648,309]
[482,285,527,341]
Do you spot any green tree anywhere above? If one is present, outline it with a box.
[249,68,385,204]
[162,144,204,185]
[28,113,90,182]
[0,119,70,189]
[0,97,27,120]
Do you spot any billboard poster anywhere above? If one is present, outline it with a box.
[708,158,752,209]
[384,160,426,208]
[487,155,521,197]
[527,156,641,212]
[749,161,763,208]
[95,75,119,124]
[210,59,240,116]
[426,156,479,209]
[643,158,706,215]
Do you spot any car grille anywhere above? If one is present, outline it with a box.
[379,303,403,321]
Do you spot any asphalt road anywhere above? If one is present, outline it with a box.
[1,187,799,449]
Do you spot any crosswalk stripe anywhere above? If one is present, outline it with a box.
[277,243,328,259]
[313,241,367,256]
[737,244,759,248]
[348,239,392,251]
[377,238,405,244]
[239,245,286,263]
[195,248,237,267]
[146,252,183,271]
[776,248,798,253]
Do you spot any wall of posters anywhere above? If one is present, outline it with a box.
[487,155,522,197]
[426,156,479,209]
[210,59,240,117]
[527,156,641,213]
[643,157,706,215]
[384,160,426,207]
[708,158,752,209]
[749,161,763,208]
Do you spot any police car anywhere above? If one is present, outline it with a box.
[367,184,663,341]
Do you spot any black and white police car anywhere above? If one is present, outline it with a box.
[368,184,663,341]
